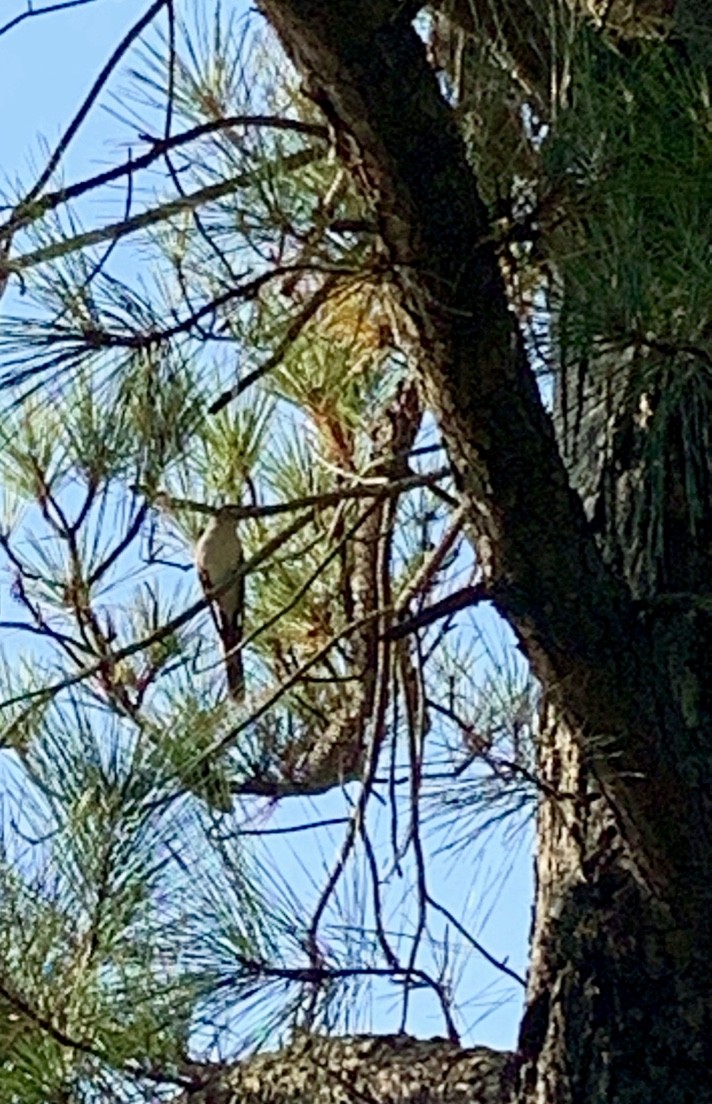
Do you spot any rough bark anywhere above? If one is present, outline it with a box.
[518,682,712,1103]
[178,1035,514,1104]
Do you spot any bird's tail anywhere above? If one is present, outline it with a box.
[220,619,245,702]
[226,651,245,702]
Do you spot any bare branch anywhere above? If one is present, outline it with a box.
[385,583,489,640]
[23,0,168,207]
[0,0,102,40]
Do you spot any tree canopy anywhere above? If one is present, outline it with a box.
[1,0,711,1101]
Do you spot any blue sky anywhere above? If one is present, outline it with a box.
[0,0,533,1054]
[1,1,146,174]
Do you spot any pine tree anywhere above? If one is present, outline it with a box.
[0,1,711,1101]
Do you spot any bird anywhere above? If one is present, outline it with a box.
[195,510,245,702]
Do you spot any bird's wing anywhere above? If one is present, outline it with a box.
[197,565,224,639]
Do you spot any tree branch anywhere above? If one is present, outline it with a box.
[0,149,320,281]
[177,1033,515,1104]
[0,116,327,243]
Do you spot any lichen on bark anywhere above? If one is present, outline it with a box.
[181,1033,514,1104]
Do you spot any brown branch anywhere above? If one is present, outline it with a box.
[150,465,451,521]
[183,1034,514,1104]
[384,583,489,640]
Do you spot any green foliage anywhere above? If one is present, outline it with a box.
[544,32,712,356]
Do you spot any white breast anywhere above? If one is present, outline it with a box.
[195,515,243,617]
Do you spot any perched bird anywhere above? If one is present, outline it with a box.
[195,510,245,702]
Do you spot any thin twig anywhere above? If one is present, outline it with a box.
[425,894,526,987]
[0,0,101,40]
[23,0,168,208]
[150,466,451,521]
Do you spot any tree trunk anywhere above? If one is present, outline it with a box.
[518,677,712,1103]
[525,345,712,1100]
